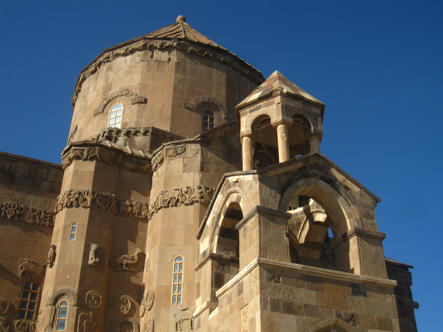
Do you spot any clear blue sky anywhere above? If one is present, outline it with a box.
[1,1,441,329]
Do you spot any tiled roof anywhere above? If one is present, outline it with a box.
[237,71,324,108]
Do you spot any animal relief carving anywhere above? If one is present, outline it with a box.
[47,245,56,268]
[89,244,99,266]
[109,249,144,270]
[175,307,194,331]
[19,260,46,280]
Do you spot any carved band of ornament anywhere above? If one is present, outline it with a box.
[0,201,55,227]
[182,96,228,119]
[93,89,147,116]
[61,146,150,173]
[151,145,187,172]
[72,40,263,107]
[56,185,214,221]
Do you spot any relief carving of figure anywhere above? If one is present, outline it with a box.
[86,291,102,309]
[19,260,46,280]
[47,244,56,268]
[89,244,99,266]
[110,295,132,315]
[109,249,144,270]
[78,311,97,332]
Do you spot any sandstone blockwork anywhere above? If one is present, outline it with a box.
[0,16,417,332]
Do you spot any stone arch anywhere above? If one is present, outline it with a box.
[209,190,245,254]
[93,89,147,116]
[250,114,278,169]
[182,96,228,119]
[279,176,360,236]
[279,175,362,272]
[49,289,79,307]
[288,113,314,157]
[303,317,355,332]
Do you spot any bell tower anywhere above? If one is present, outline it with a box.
[237,71,325,170]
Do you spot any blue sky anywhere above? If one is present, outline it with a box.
[1,1,441,329]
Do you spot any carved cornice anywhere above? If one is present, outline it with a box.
[56,185,214,221]
[72,40,263,107]
[93,89,147,116]
[151,144,187,172]
[61,145,151,173]
[0,201,55,227]
[183,96,228,119]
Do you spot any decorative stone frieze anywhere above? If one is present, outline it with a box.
[94,89,147,116]
[109,249,144,271]
[152,145,186,172]
[147,185,214,219]
[183,96,228,119]
[0,201,55,227]
[55,185,214,221]
[72,40,263,107]
[19,260,46,280]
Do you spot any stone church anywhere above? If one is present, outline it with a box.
[0,16,418,332]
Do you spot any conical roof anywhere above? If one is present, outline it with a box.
[237,71,324,109]
[141,15,224,49]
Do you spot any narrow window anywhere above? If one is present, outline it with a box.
[56,301,69,331]
[171,256,183,306]
[109,104,123,128]
[69,222,77,241]
[202,110,215,131]
[18,281,40,320]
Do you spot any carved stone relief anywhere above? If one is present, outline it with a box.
[0,201,54,227]
[0,316,9,332]
[72,40,262,107]
[19,260,46,280]
[182,96,228,119]
[78,311,97,332]
[109,295,132,315]
[145,290,155,312]
[152,145,186,172]
[174,307,194,331]
[387,264,413,286]
[94,89,147,116]
[89,244,100,266]
[86,291,102,309]
[15,320,35,332]
[0,298,9,315]
[117,319,139,332]
[46,244,56,268]
[109,249,144,270]
[56,185,214,221]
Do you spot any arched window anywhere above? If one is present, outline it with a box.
[56,301,69,331]
[202,110,215,131]
[109,104,123,128]
[171,256,183,306]
[69,222,77,241]
[18,281,40,320]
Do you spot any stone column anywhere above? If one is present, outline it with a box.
[277,123,290,163]
[309,135,321,154]
[242,135,253,171]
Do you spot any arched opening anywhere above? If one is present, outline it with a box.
[251,115,278,169]
[288,114,312,157]
[280,178,359,273]
[212,202,243,297]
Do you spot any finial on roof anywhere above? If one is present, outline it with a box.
[176,15,186,23]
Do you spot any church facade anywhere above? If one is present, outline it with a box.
[0,16,418,332]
